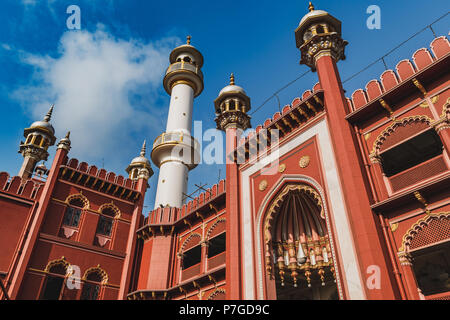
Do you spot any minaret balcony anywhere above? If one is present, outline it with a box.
[163,61,204,97]
[151,131,201,170]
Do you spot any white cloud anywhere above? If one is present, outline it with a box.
[13,27,178,168]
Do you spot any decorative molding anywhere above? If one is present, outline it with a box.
[82,264,109,284]
[263,184,324,246]
[44,257,70,274]
[61,226,78,239]
[299,155,310,168]
[398,211,450,253]
[207,288,226,300]
[278,163,286,173]
[371,115,432,155]
[98,201,121,218]
[390,223,399,232]
[205,218,226,240]
[180,232,202,252]
[258,179,268,191]
[65,192,90,209]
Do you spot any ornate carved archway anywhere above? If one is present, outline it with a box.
[263,183,338,299]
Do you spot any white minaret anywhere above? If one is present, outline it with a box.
[151,36,203,208]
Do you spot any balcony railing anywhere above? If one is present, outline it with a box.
[425,291,450,300]
[152,131,199,150]
[181,263,201,282]
[207,252,226,271]
[166,61,203,80]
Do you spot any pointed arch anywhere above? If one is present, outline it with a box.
[82,265,109,284]
[98,202,121,218]
[44,257,71,275]
[65,192,89,209]
[398,212,450,253]
[255,176,344,300]
[371,115,432,155]
[206,218,226,240]
[180,233,202,252]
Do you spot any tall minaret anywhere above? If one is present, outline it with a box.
[18,105,57,179]
[151,36,203,208]
[295,3,397,299]
[214,73,251,299]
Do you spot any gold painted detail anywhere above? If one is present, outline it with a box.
[207,288,226,300]
[44,257,70,274]
[379,98,395,119]
[82,265,109,284]
[390,223,399,232]
[412,78,427,96]
[278,163,286,173]
[299,155,310,168]
[65,192,90,209]
[259,179,268,191]
[364,132,371,141]
[98,202,121,218]
[414,191,431,215]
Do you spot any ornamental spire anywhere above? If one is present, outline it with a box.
[187,35,191,45]
[140,140,146,156]
[229,73,235,85]
[44,104,54,122]
[308,2,315,12]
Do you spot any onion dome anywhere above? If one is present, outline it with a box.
[218,73,247,96]
[23,105,57,146]
[28,105,55,135]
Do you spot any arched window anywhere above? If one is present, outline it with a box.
[62,198,84,227]
[229,100,236,111]
[399,212,450,298]
[41,259,69,300]
[96,207,115,236]
[380,128,443,176]
[179,233,202,281]
[315,25,324,34]
[81,272,102,300]
[34,135,42,146]
[206,219,226,259]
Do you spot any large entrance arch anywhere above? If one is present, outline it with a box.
[262,183,339,300]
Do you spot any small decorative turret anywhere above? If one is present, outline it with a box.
[294,2,348,71]
[126,140,153,180]
[214,73,251,131]
[57,131,71,152]
[18,105,57,179]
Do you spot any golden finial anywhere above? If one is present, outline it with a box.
[308,2,315,12]
[65,131,70,139]
[230,73,235,85]
[187,35,191,45]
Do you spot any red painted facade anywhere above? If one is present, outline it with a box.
[1,6,449,300]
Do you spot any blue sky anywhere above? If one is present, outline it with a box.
[0,0,449,211]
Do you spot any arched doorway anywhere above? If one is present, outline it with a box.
[263,184,339,300]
